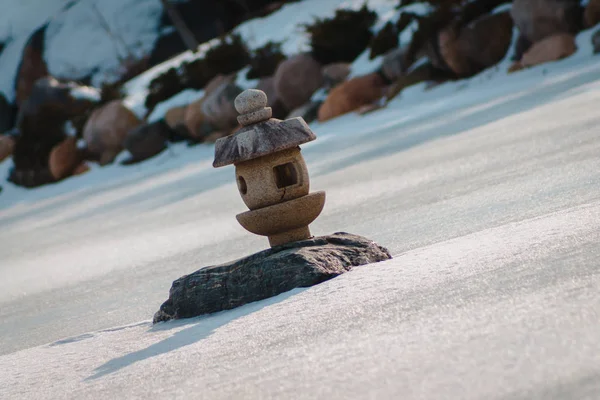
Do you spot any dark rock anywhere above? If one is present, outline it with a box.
[593,29,600,54]
[380,47,408,83]
[149,0,294,68]
[122,120,169,165]
[0,94,17,134]
[153,232,392,323]
[305,5,378,65]
[246,41,287,80]
[15,25,49,107]
[285,101,322,124]
[369,21,399,60]
[585,0,600,28]
[10,77,99,188]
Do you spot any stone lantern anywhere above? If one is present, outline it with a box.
[213,89,325,247]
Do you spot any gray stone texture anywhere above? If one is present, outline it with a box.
[153,233,392,323]
[212,117,316,167]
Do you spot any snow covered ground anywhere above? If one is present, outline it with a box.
[0,0,162,101]
[2,10,600,400]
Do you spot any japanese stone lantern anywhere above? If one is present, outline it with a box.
[213,89,325,247]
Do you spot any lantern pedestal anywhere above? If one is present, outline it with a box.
[236,191,326,247]
[153,233,392,323]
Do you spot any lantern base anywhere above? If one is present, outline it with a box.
[236,191,326,248]
[268,226,311,247]
[153,232,392,323]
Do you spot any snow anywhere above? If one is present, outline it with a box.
[2,3,600,399]
[147,89,204,123]
[69,85,101,102]
[0,0,66,101]
[44,0,163,87]
[123,0,401,117]
[0,0,163,102]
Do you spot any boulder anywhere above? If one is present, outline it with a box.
[511,0,583,43]
[317,73,387,122]
[10,77,99,188]
[0,135,15,163]
[83,100,141,165]
[164,105,189,134]
[48,137,81,181]
[434,12,514,78]
[153,232,392,323]
[585,0,600,28]
[0,94,17,134]
[380,47,408,83]
[15,26,49,106]
[274,54,324,111]
[520,33,577,68]
[184,97,214,140]
[201,82,243,132]
[255,76,287,119]
[593,29,600,54]
[286,101,323,124]
[456,12,514,74]
[122,120,169,164]
[322,62,352,89]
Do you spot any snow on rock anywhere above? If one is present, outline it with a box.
[147,89,204,123]
[0,0,67,101]
[44,0,163,87]
[123,0,401,116]
[69,85,101,102]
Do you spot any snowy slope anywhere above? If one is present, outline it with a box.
[0,0,162,101]
[1,7,600,400]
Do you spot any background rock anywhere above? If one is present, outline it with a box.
[593,29,600,53]
[255,76,288,119]
[201,82,243,132]
[520,33,577,68]
[318,73,386,122]
[0,95,17,134]
[153,232,392,323]
[585,0,600,28]
[511,0,583,43]
[48,137,80,181]
[122,120,169,165]
[380,47,408,83]
[0,135,15,163]
[83,100,141,165]
[322,62,351,90]
[15,26,49,107]
[286,101,323,124]
[10,77,99,188]
[274,54,324,111]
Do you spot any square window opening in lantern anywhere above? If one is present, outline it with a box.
[274,162,299,189]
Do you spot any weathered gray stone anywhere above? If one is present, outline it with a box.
[212,117,316,167]
[153,232,392,323]
[593,29,600,54]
